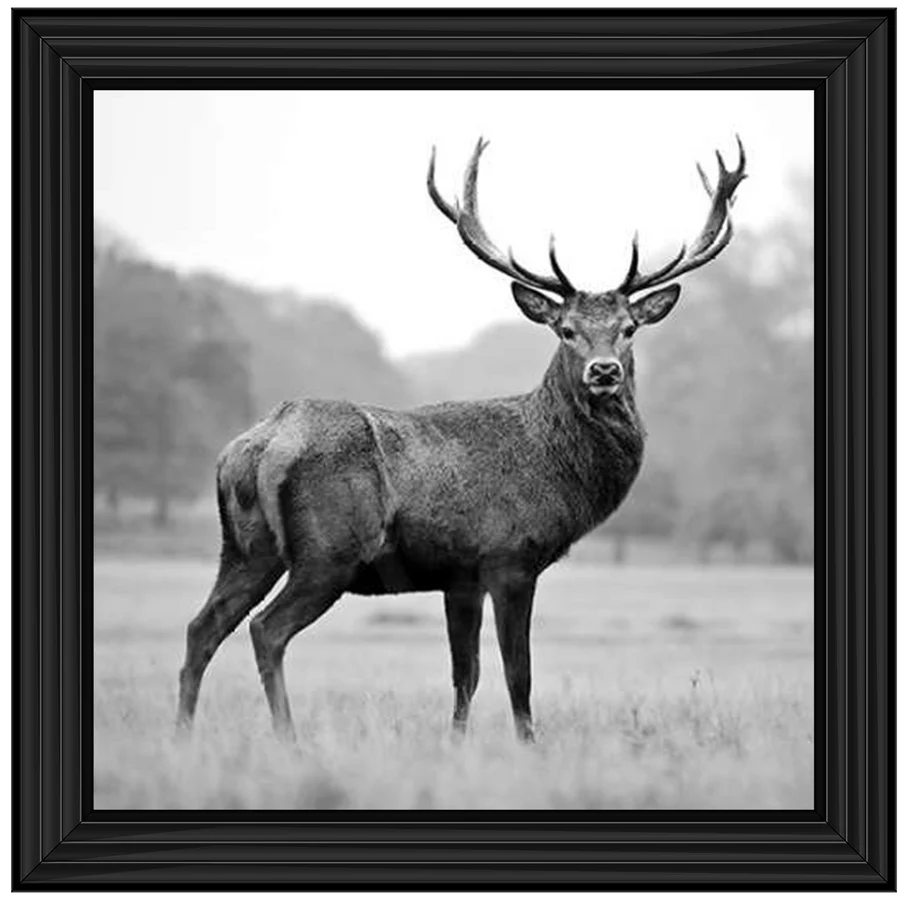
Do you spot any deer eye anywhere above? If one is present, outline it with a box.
[560,325,576,341]
[621,322,636,339]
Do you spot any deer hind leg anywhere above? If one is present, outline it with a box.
[443,587,485,737]
[248,567,347,742]
[489,575,537,743]
[176,551,285,731]
[250,429,393,741]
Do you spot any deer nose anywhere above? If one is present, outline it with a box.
[585,358,623,386]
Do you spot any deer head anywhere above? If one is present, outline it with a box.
[428,137,747,399]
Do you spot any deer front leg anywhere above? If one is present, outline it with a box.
[443,587,485,737]
[489,575,536,743]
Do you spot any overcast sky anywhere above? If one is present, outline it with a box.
[95,90,813,357]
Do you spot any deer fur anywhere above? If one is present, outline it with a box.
[176,137,746,743]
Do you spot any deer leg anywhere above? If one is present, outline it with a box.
[176,552,285,731]
[248,570,344,742]
[490,577,537,743]
[443,587,485,737]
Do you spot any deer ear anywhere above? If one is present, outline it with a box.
[630,284,681,327]
[511,282,559,325]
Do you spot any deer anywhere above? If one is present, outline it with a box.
[175,136,747,743]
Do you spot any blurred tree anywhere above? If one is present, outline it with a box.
[188,275,412,414]
[603,463,678,564]
[403,321,555,404]
[94,222,412,529]
[94,230,253,527]
[638,169,814,563]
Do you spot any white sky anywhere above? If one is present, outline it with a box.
[95,90,813,357]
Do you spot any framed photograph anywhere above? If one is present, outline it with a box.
[13,8,895,890]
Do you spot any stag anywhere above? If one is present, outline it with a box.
[176,137,747,742]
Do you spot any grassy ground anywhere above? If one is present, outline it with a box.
[95,556,814,810]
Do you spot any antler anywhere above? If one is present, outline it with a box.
[427,137,576,298]
[618,135,748,296]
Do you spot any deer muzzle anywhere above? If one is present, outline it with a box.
[584,358,624,394]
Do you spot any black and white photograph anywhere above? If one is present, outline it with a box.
[93,88,815,811]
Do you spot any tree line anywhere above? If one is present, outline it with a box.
[603,173,814,563]
[93,225,409,527]
[95,172,812,563]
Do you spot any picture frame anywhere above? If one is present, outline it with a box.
[12,7,895,890]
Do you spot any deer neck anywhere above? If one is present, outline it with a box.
[527,345,645,526]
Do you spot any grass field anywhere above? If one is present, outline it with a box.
[95,555,814,810]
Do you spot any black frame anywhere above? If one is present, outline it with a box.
[12,8,895,890]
